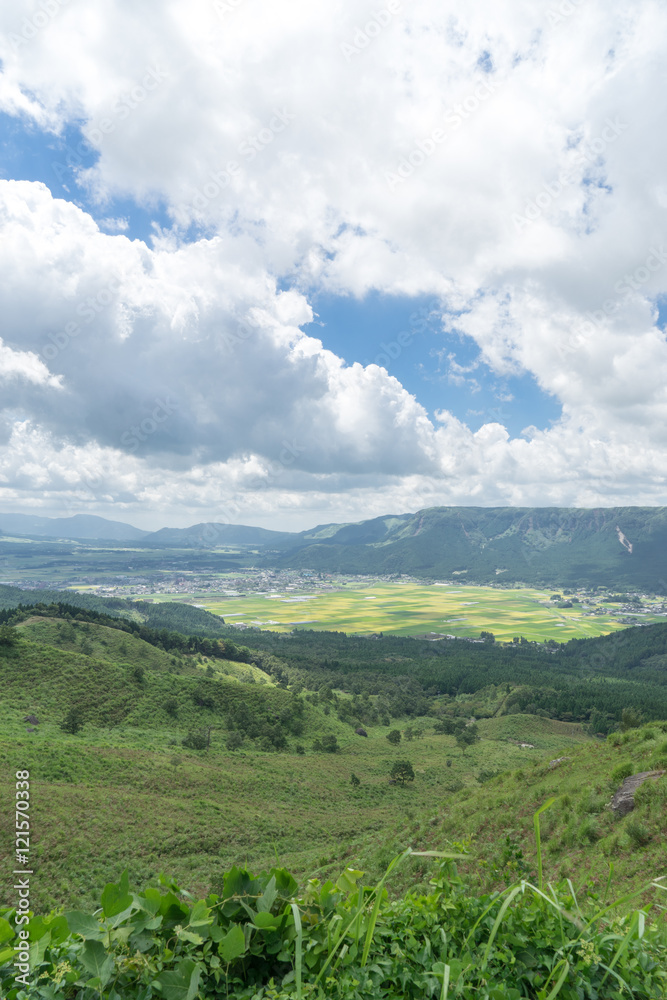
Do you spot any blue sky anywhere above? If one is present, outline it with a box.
[0,0,666,530]
[1,110,562,441]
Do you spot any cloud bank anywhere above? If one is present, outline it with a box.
[0,0,666,528]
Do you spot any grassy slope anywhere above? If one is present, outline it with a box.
[1,623,666,921]
[370,720,667,905]
[14,616,270,685]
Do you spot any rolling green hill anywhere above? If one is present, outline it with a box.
[1,611,667,920]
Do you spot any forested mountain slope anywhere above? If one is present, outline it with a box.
[269,505,667,588]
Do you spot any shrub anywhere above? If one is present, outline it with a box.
[386,729,401,745]
[226,731,243,750]
[390,760,415,784]
[60,705,84,735]
[164,698,178,717]
[611,761,634,784]
[182,731,209,751]
[577,817,601,845]
[626,820,652,847]
[295,744,305,755]
[350,773,360,787]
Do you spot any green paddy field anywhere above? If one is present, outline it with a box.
[149,582,666,642]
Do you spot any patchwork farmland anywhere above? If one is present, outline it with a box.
[149,582,666,641]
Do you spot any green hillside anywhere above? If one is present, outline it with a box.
[0,584,227,635]
[271,505,667,588]
[2,610,667,998]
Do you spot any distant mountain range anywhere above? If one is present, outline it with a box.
[0,513,148,541]
[1,506,666,589]
[270,506,667,589]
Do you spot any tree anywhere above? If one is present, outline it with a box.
[226,731,243,750]
[621,707,643,731]
[456,724,480,754]
[0,624,16,647]
[387,729,402,745]
[60,705,84,735]
[182,731,209,751]
[350,773,360,787]
[321,734,339,753]
[390,760,415,785]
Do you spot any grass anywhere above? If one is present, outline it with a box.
[1,618,666,927]
[155,582,667,642]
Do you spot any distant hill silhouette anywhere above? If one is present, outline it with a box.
[0,512,148,541]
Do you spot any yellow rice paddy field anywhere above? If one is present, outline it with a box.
[158,582,666,642]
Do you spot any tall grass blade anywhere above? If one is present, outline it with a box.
[544,958,569,999]
[533,798,556,892]
[290,903,302,1000]
[463,883,521,952]
[603,862,613,904]
[360,848,412,967]
[441,962,450,1000]
[481,886,523,970]
[600,912,639,986]
[566,879,582,921]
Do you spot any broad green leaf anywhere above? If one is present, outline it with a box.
[336,868,364,894]
[187,900,211,927]
[257,876,278,913]
[0,945,14,965]
[178,929,204,945]
[80,939,114,987]
[159,891,190,921]
[139,888,163,916]
[0,918,14,945]
[101,870,132,918]
[154,958,200,1000]
[66,911,105,940]
[219,924,246,963]
[253,911,281,930]
[271,868,298,898]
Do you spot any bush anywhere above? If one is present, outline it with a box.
[611,761,634,784]
[60,705,84,735]
[390,760,415,784]
[350,773,360,787]
[182,731,209,751]
[164,698,178,717]
[6,853,667,1000]
[626,820,652,847]
[386,729,401,745]
[295,744,305,755]
[226,731,243,750]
